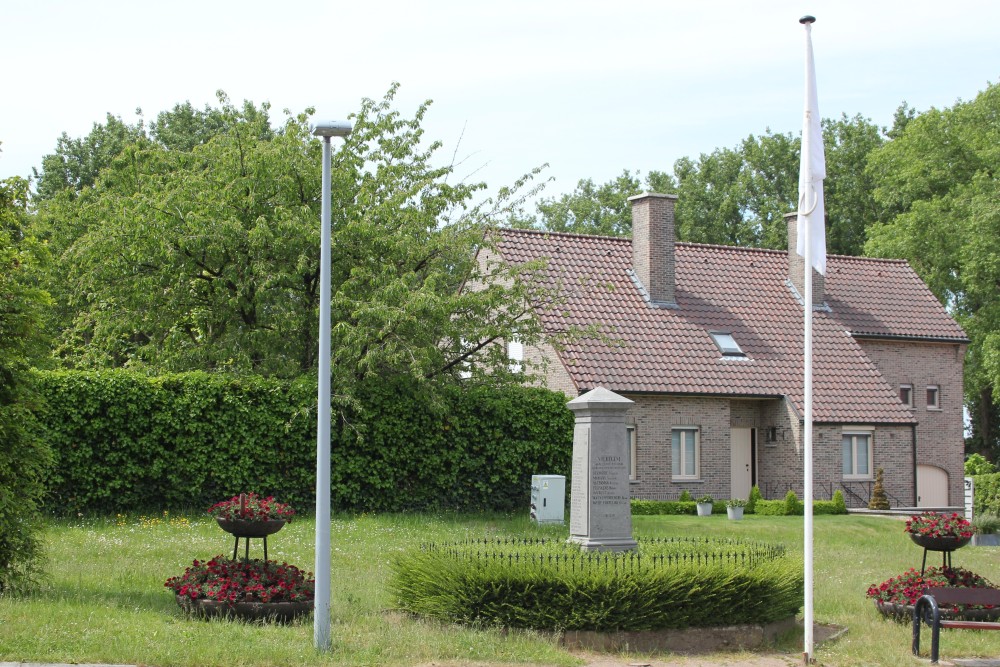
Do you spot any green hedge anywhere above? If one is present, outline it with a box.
[35,370,574,514]
[633,490,847,517]
[972,473,1000,517]
[392,537,803,631]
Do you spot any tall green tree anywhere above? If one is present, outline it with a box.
[34,87,550,395]
[0,173,53,592]
[865,82,1000,458]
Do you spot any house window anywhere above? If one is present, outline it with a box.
[672,427,700,480]
[507,337,523,373]
[626,425,637,481]
[709,331,745,357]
[927,385,940,410]
[842,430,873,479]
[900,384,913,407]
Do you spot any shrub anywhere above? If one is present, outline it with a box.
[746,485,762,514]
[972,473,1000,517]
[631,500,696,516]
[36,370,574,514]
[392,537,803,631]
[784,490,802,516]
[831,489,847,514]
[868,467,890,510]
[972,513,1000,535]
[965,453,996,476]
[678,490,692,502]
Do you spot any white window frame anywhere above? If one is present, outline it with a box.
[900,384,913,408]
[671,427,700,481]
[709,331,745,358]
[842,428,874,480]
[926,385,941,410]
[626,425,637,481]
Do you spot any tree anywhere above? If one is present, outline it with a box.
[35,86,550,396]
[0,174,53,592]
[526,116,884,254]
[524,170,674,236]
[32,113,147,202]
[865,82,1000,458]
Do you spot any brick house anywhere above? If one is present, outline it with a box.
[477,193,968,508]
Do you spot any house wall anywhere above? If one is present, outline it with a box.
[857,339,966,506]
[625,395,732,500]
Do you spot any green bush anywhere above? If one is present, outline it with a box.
[972,473,1000,517]
[391,537,803,631]
[784,490,802,515]
[746,485,762,514]
[678,490,692,502]
[35,370,574,514]
[966,454,997,476]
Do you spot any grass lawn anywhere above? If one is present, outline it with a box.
[1,511,999,666]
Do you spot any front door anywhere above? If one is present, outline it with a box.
[917,464,949,507]
[731,428,754,500]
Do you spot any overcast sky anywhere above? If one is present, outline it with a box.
[3,1,998,208]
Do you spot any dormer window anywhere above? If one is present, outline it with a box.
[709,331,745,358]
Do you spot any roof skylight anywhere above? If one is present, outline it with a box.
[709,331,745,357]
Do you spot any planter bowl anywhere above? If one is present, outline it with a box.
[727,506,744,521]
[177,594,312,623]
[875,599,1000,624]
[909,533,971,552]
[215,518,286,538]
[696,502,713,517]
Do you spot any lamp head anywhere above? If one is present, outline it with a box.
[311,120,353,138]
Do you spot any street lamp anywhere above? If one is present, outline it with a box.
[311,119,352,651]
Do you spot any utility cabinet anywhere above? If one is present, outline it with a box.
[530,474,565,524]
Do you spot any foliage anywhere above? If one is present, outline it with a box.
[696,494,714,504]
[972,513,1000,536]
[677,489,692,502]
[33,86,548,392]
[165,556,314,604]
[868,467,890,510]
[831,489,847,514]
[866,566,993,609]
[391,537,802,631]
[36,370,573,514]
[747,485,762,514]
[522,115,884,257]
[516,170,674,236]
[0,176,53,593]
[905,512,973,539]
[972,473,1000,517]
[865,82,1000,459]
[966,453,997,476]
[630,500,697,516]
[725,498,747,508]
[783,490,802,516]
[206,494,295,522]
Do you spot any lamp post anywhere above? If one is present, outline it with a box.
[311,119,352,651]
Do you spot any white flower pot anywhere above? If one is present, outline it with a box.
[696,502,713,516]
[727,506,744,521]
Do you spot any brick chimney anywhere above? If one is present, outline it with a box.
[629,192,678,307]
[785,212,825,306]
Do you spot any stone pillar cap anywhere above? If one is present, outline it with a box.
[567,387,634,411]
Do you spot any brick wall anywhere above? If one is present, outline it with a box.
[857,339,966,506]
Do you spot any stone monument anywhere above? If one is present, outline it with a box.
[567,387,638,552]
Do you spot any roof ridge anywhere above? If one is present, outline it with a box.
[495,226,629,244]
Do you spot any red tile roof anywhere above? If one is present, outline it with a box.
[493,229,967,424]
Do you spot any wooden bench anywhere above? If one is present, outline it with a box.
[912,587,1000,663]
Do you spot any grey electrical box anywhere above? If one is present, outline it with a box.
[530,474,565,524]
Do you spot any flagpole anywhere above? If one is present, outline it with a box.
[798,14,821,665]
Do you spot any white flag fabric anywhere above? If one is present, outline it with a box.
[797,20,827,275]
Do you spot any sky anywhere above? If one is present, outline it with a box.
[3,1,999,210]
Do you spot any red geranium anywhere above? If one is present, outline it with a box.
[207,493,295,522]
[904,512,973,539]
[165,556,314,604]
[866,566,994,609]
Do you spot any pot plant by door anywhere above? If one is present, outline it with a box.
[726,498,746,520]
[696,495,714,517]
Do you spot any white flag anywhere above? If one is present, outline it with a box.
[797,18,826,275]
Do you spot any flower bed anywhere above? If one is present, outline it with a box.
[905,512,973,540]
[165,556,314,622]
[866,566,998,622]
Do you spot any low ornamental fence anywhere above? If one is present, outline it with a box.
[419,537,787,572]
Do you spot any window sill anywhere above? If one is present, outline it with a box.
[843,476,873,482]
[672,478,703,483]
